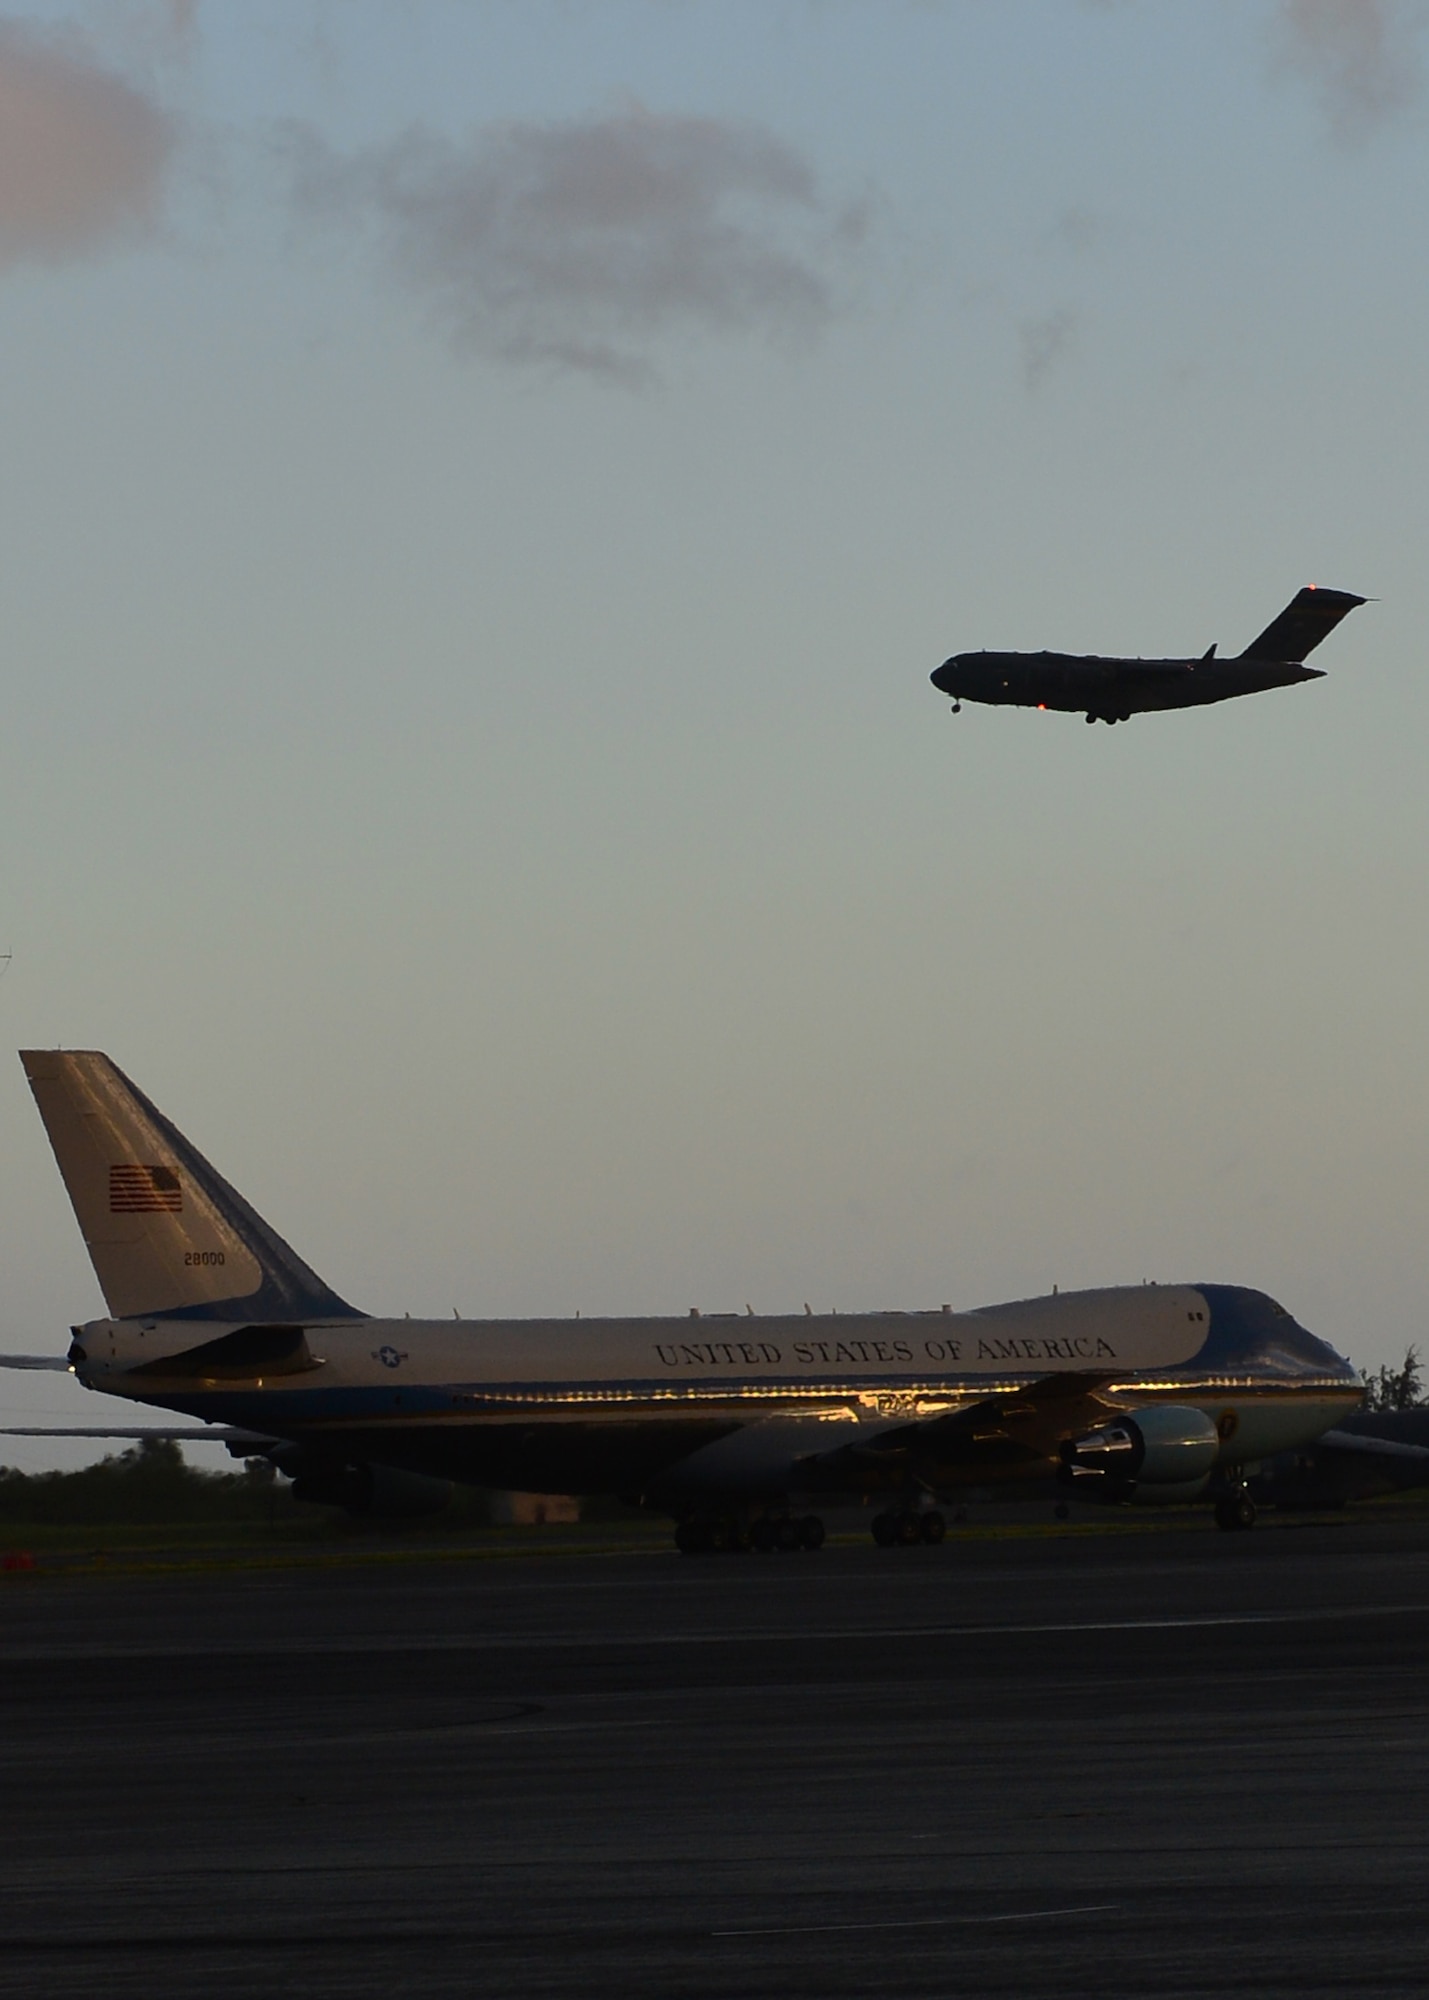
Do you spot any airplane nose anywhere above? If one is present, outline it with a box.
[930,659,955,692]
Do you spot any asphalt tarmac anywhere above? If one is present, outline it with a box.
[4,1517,1429,1998]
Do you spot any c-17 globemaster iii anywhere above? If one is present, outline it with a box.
[931,585,1366,725]
[1,1050,1366,1551]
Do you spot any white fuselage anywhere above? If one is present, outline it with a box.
[68,1284,1361,1507]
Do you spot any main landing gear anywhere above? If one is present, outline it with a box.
[674,1513,825,1555]
[1085,711,1131,725]
[1214,1491,1257,1533]
[871,1508,946,1548]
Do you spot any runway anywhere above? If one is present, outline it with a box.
[5,1518,1429,1996]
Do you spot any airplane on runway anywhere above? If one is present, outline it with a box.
[930,585,1366,725]
[7,1049,1363,1550]
[1252,1406,1429,1512]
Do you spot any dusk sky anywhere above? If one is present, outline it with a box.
[2,0,1427,1468]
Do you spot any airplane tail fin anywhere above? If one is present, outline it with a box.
[1238,586,1366,663]
[20,1051,363,1323]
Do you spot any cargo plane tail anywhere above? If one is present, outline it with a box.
[1237,585,1366,663]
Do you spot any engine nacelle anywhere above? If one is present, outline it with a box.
[1060,1404,1220,1502]
[274,1448,452,1519]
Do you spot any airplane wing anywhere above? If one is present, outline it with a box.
[0,1426,277,1445]
[0,1430,283,1474]
[799,1372,1115,1490]
[0,1355,72,1371]
[1315,1428,1429,1463]
[1252,1418,1429,1509]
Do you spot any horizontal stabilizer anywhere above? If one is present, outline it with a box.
[1239,586,1366,663]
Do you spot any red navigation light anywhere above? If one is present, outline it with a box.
[1037,702,1047,711]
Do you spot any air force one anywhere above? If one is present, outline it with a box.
[931,585,1366,725]
[14,1051,1362,1550]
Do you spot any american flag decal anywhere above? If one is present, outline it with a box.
[109,1164,182,1213]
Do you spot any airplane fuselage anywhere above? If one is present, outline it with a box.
[929,585,1365,725]
[67,1283,1360,1510]
[21,1049,1366,1540]
[931,650,1322,722]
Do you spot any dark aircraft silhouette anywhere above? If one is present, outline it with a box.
[931,585,1366,725]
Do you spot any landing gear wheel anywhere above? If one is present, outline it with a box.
[675,1521,707,1555]
[919,1510,946,1545]
[750,1517,775,1553]
[1215,1493,1257,1533]
[871,1512,898,1548]
[799,1515,826,1551]
[895,1511,922,1547]
[774,1516,803,1553]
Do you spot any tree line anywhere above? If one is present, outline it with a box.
[0,1438,534,1528]
[0,1438,287,1525]
[1362,1346,1425,1412]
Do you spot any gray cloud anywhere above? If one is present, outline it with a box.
[1020,307,1076,391]
[283,105,872,385]
[1045,205,1105,256]
[1271,0,1426,142]
[0,17,174,267]
[100,0,199,49]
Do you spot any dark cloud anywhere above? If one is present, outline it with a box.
[1271,0,1425,142]
[1020,307,1076,390]
[1045,205,1105,255]
[0,17,174,267]
[282,105,872,385]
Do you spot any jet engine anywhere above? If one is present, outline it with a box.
[271,1447,452,1519]
[1060,1404,1220,1504]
